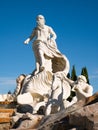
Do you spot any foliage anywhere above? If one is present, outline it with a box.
[81,67,90,84]
[67,73,70,78]
[8,90,12,94]
[71,65,77,81]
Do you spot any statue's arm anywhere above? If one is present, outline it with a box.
[64,76,74,86]
[75,84,93,97]
[49,27,57,41]
[85,85,93,96]
[24,29,36,44]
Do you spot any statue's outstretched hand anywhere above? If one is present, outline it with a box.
[24,38,30,44]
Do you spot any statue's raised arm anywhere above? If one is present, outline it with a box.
[24,15,56,45]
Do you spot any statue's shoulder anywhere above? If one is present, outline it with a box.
[44,25,53,32]
[44,25,51,29]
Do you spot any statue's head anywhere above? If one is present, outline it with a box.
[36,14,45,26]
[78,75,87,83]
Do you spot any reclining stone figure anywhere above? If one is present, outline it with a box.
[64,75,93,102]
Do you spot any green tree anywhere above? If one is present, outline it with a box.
[71,65,77,81]
[8,90,12,94]
[67,66,76,102]
[81,67,90,84]
[67,72,70,79]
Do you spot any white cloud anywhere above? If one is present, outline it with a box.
[89,75,98,79]
[0,77,16,85]
[95,70,98,74]
[89,71,98,79]
[89,69,98,79]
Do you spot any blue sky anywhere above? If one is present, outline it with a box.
[0,0,98,94]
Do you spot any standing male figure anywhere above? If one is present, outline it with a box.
[24,15,58,75]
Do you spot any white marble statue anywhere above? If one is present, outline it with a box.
[16,14,71,113]
[65,75,93,101]
[15,71,52,106]
[13,74,26,98]
[24,15,69,75]
[19,15,71,113]
[0,15,94,117]
[15,71,71,114]
[45,73,71,115]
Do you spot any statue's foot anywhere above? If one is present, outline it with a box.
[33,69,39,76]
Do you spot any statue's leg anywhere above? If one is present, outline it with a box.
[33,50,44,75]
[38,49,45,70]
[45,103,52,115]
[45,76,63,115]
[33,43,45,74]
[33,62,40,75]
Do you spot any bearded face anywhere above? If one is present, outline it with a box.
[36,15,45,27]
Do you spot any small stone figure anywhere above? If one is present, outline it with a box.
[65,75,93,101]
[13,74,26,98]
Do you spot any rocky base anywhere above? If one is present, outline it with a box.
[0,92,98,130]
[0,123,10,130]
